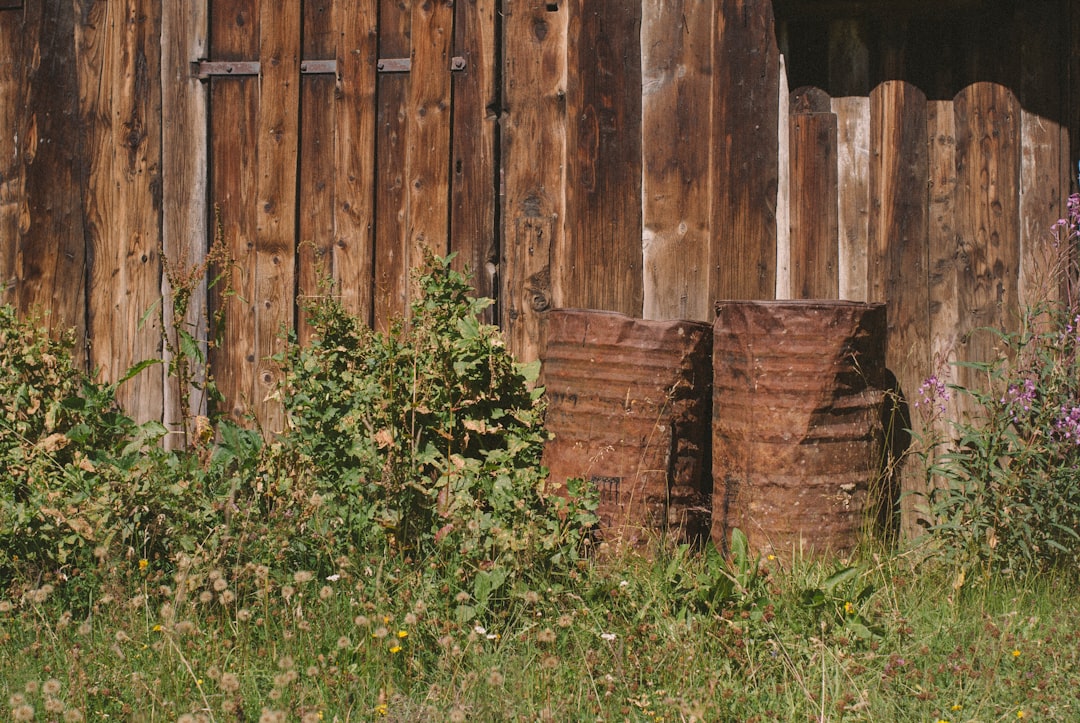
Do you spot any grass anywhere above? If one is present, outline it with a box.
[3,538,1079,722]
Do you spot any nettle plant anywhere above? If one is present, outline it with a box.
[281,254,597,606]
[927,193,1080,577]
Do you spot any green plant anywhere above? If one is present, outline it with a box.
[925,193,1080,578]
[280,254,597,608]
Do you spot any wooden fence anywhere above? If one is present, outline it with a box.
[0,0,1078,532]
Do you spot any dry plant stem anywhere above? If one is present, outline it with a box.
[165,629,216,722]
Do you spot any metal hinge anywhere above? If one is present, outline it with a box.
[193,56,467,80]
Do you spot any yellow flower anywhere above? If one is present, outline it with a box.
[844,601,855,615]
[1017,711,1025,719]
[138,559,149,572]
[374,704,388,716]
[951,704,963,711]
[152,624,162,632]
[389,645,402,654]
[766,554,776,561]
[1013,649,1021,658]
[397,630,408,639]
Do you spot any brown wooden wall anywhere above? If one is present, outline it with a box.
[0,0,1078,534]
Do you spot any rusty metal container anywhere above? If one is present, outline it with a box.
[541,309,712,546]
[711,300,888,556]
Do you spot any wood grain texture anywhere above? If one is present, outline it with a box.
[405,0,455,299]
[563,0,643,315]
[775,53,790,298]
[210,0,261,423]
[253,0,301,432]
[15,0,88,364]
[76,0,164,423]
[868,81,929,537]
[450,0,499,318]
[833,96,870,301]
[788,90,838,300]
[161,0,209,444]
[500,0,567,363]
[373,0,410,332]
[712,0,779,301]
[332,0,378,326]
[297,0,336,343]
[953,83,1021,416]
[0,10,22,305]
[641,0,713,322]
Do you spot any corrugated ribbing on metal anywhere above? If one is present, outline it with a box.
[541,310,713,546]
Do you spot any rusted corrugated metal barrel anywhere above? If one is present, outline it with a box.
[541,309,713,546]
[711,300,888,556]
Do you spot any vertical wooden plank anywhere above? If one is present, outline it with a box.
[868,81,929,537]
[450,0,499,315]
[372,0,410,331]
[15,0,88,364]
[79,0,164,424]
[775,53,790,299]
[0,10,22,303]
[501,0,566,363]
[210,0,260,423]
[641,0,713,322]
[253,0,301,432]
[1017,0,1069,310]
[562,0,642,315]
[296,0,337,342]
[712,0,779,301]
[788,87,838,300]
[161,0,209,444]
[404,0,455,295]
[953,83,1021,414]
[926,99,963,516]
[833,96,870,302]
[1071,0,1080,194]
[332,0,377,327]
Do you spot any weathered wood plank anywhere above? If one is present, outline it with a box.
[15,0,88,365]
[775,53,790,298]
[297,0,336,343]
[563,0,642,315]
[952,82,1021,418]
[641,0,713,322]
[373,0,410,332]
[210,0,260,423]
[1017,1,1069,311]
[253,0,301,432]
[712,0,779,301]
[79,0,164,424]
[331,0,377,326]
[0,10,22,304]
[789,89,838,299]
[501,0,566,363]
[161,0,209,445]
[833,95,870,301]
[405,0,455,300]
[450,0,498,317]
[926,98,961,517]
[868,81,929,537]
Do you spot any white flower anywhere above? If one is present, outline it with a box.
[619,580,629,588]
[325,574,340,582]
[600,632,617,641]
[474,625,486,635]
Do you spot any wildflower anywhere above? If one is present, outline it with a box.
[474,625,487,635]
[62,710,85,723]
[199,591,214,604]
[389,645,402,654]
[397,630,408,639]
[236,608,251,622]
[294,570,315,584]
[541,654,560,669]
[448,708,467,723]
[525,590,541,604]
[844,601,856,615]
[372,626,389,639]
[281,585,295,601]
[43,678,61,696]
[219,672,240,693]
[23,681,39,694]
[325,573,339,582]
[557,614,573,628]
[1017,711,1025,719]
[354,614,370,627]
[12,704,34,722]
[404,612,418,625]
[138,558,149,572]
[45,698,65,714]
[302,712,323,723]
[213,576,228,592]
[337,636,351,649]
[537,628,557,644]
[374,704,388,717]
[1013,649,1021,658]
[278,655,295,671]
[219,589,236,605]
[600,632,617,641]
[8,693,26,708]
[0,600,13,613]
[319,586,333,600]
[487,669,505,687]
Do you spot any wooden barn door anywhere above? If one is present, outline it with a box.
[204,0,498,431]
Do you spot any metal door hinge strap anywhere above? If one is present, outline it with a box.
[194,56,466,80]
[193,59,338,80]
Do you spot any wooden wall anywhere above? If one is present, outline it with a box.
[0,0,1077,535]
